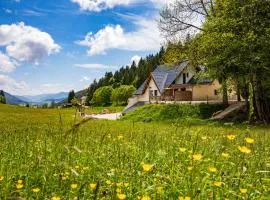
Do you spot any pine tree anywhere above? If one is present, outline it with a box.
[67,90,75,103]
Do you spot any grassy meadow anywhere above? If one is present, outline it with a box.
[0,104,269,199]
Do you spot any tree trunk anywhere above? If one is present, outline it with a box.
[237,84,241,102]
[222,81,229,107]
[252,73,270,124]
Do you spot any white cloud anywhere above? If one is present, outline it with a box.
[71,0,135,12]
[80,76,90,82]
[0,74,28,95]
[74,63,117,69]
[0,52,17,73]
[3,8,12,14]
[77,15,162,55]
[71,0,174,12]
[130,55,141,66]
[0,22,60,64]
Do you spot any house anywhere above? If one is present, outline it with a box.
[131,60,236,104]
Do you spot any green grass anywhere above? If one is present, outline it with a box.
[0,104,269,199]
[121,104,225,123]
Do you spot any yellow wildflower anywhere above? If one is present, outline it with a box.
[141,196,151,200]
[116,182,123,187]
[116,188,122,193]
[213,181,223,187]
[156,186,163,194]
[32,188,40,193]
[201,136,207,140]
[16,183,24,189]
[17,180,23,184]
[192,154,202,161]
[117,193,126,200]
[118,135,124,140]
[89,183,97,190]
[75,165,80,169]
[124,183,130,187]
[142,164,154,172]
[106,180,112,185]
[179,197,191,200]
[51,196,61,200]
[187,166,193,171]
[227,135,236,140]
[238,146,251,154]
[245,137,254,144]
[70,183,78,189]
[179,148,187,152]
[61,176,67,181]
[221,153,230,158]
[0,176,4,181]
[208,167,217,173]
[240,188,247,194]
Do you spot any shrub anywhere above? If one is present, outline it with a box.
[92,86,113,106]
[111,85,136,106]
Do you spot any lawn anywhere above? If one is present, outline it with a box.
[0,104,269,199]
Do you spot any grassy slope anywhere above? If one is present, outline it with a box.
[121,104,225,123]
[0,104,269,199]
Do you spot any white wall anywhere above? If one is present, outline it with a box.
[138,78,160,102]
[175,65,195,84]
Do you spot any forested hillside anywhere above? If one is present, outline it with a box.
[85,48,166,105]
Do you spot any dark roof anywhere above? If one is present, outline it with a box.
[188,77,213,84]
[135,60,189,95]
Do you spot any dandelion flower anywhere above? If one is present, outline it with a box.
[238,146,251,154]
[70,183,78,189]
[213,181,223,187]
[51,196,61,200]
[32,188,40,193]
[116,188,122,193]
[187,166,193,171]
[227,135,236,140]
[16,183,24,189]
[141,196,151,200]
[142,164,154,172]
[179,148,187,152]
[221,153,230,158]
[240,188,247,194]
[192,154,202,161]
[179,197,191,200]
[117,193,126,200]
[245,137,254,144]
[208,167,217,173]
[116,182,123,187]
[17,180,23,184]
[0,176,4,181]
[89,183,97,190]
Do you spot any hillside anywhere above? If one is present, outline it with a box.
[4,92,27,105]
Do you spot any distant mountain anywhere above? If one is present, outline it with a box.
[59,89,88,104]
[4,92,27,105]
[16,92,69,104]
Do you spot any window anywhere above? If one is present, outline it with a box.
[181,88,186,92]
[214,89,218,95]
[187,72,189,78]
[154,90,158,96]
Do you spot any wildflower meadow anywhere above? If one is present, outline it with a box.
[0,104,269,199]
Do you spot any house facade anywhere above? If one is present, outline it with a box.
[132,61,236,103]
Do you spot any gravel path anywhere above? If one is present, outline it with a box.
[85,113,122,120]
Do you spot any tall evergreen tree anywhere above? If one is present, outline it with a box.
[67,90,75,103]
[0,90,6,104]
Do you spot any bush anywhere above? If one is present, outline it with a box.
[111,85,136,106]
[92,86,113,106]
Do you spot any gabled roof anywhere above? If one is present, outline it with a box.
[135,60,189,95]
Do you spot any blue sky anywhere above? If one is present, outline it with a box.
[0,0,170,95]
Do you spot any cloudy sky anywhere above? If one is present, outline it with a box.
[0,0,173,95]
